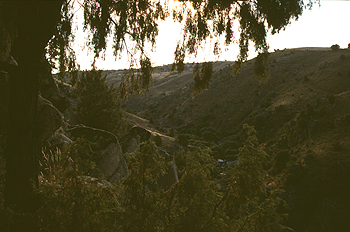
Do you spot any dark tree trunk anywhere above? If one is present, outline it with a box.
[3,1,63,231]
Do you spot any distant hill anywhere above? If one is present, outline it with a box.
[107,47,350,232]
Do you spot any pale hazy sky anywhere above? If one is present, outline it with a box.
[73,0,350,71]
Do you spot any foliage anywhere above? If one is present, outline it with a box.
[178,133,189,147]
[32,0,306,93]
[270,149,291,175]
[209,125,285,232]
[37,138,122,232]
[0,126,286,231]
[0,0,307,226]
[192,62,213,95]
[254,52,271,82]
[171,43,186,74]
[75,70,126,136]
[330,44,340,51]
[165,148,221,231]
[121,142,168,231]
[46,1,78,79]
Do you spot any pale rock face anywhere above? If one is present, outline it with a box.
[96,142,127,182]
[68,125,128,182]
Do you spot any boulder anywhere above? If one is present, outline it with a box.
[47,133,72,153]
[67,125,128,182]
[157,148,178,190]
[37,95,63,141]
[120,126,151,152]
[120,126,178,189]
[40,72,67,113]
[55,79,79,125]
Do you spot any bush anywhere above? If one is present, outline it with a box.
[1,128,286,232]
[37,138,122,232]
[330,44,340,51]
[75,70,125,137]
[201,130,219,142]
[178,133,189,147]
[270,149,291,175]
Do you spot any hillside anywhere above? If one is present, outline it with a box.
[109,48,350,232]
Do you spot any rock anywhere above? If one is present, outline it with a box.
[67,125,128,182]
[121,135,140,154]
[47,133,72,153]
[157,148,178,190]
[120,126,178,189]
[37,95,63,141]
[274,225,295,232]
[129,126,151,142]
[120,126,151,154]
[40,72,67,113]
[55,79,79,125]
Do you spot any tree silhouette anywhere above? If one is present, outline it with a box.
[0,0,307,230]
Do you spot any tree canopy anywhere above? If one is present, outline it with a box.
[0,0,308,91]
[0,0,313,230]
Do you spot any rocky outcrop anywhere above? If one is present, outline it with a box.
[47,133,72,153]
[40,71,67,113]
[38,95,63,141]
[67,125,128,182]
[120,126,178,190]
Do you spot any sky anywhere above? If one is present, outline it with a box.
[73,0,350,71]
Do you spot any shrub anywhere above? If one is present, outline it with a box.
[270,149,291,175]
[201,130,219,142]
[1,128,286,232]
[36,138,122,232]
[75,70,126,137]
[330,44,340,51]
[210,125,284,231]
[178,133,189,147]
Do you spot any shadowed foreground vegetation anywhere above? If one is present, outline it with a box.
[0,126,284,232]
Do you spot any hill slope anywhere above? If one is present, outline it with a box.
[112,48,350,232]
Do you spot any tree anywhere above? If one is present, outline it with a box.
[0,0,307,229]
[75,70,125,136]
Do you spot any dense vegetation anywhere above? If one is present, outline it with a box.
[0,0,315,231]
[75,70,126,136]
[0,125,284,232]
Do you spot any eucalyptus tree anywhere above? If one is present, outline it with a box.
[0,0,311,228]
